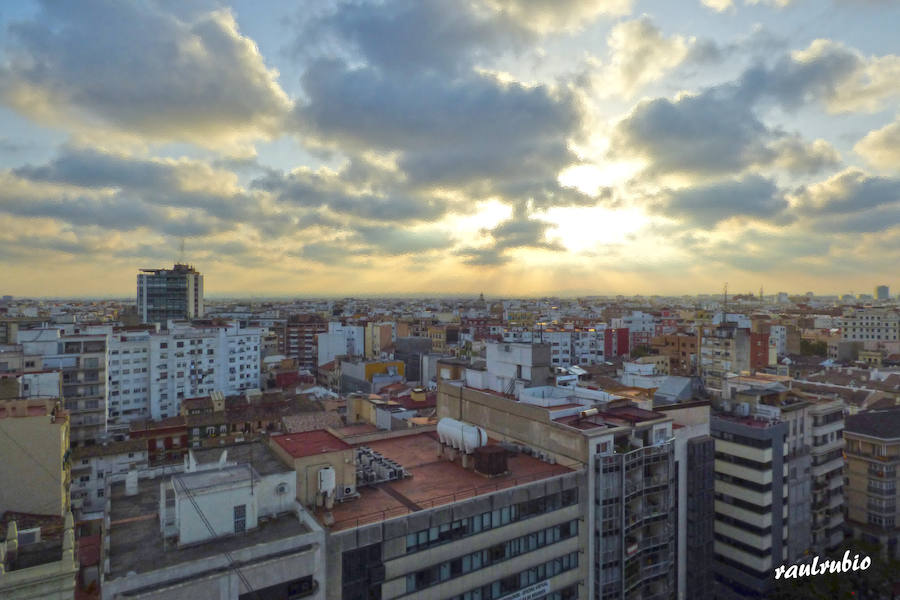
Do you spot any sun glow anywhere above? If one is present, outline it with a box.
[543,205,647,252]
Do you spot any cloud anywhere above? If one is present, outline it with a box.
[654,175,788,227]
[854,119,900,170]
[0,1,290,148]
[481,0,633,33]
[294,60,583,194]
[790,168,900,216]
[770,137,841,175]
[318,0,530,76]
[250,164,451,223]
[610,89,769,176]
[701,0,734,12]
[352,226,455,255]
[12,145,258,222]
[740,39,900,113]
[600,17,691,98]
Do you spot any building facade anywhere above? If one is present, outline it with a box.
[844,408,900,560]
[137,263,204,324]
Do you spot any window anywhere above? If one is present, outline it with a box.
[233,505,247,533]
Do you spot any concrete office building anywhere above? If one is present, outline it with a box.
[844,408,900,560]
[437,379,713,600]
[137,263,204,324]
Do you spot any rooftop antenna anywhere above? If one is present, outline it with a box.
[722,282,728,326]
[759,285,764,306]
[179,238,186,265]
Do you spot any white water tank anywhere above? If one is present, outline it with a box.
[438,418,488,454]
[318,466,336,496]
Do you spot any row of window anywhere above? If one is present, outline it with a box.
[406,520,578,593]
[405,487,579,554]
[446,553,579,600]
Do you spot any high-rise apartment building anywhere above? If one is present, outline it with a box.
[700,326,769,398]
[844,408,900,560]
[18,328,109,446]
[711,388,845,599]
[281,314,328,370]
[102,322,261,422]
[875,285,890,301]
[137,263,204,324]
[711,412,788,600]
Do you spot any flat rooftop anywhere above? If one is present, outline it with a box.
[322,432,571,531]
[273,429,351,458]
[107,477,310,579]
[173,464,258,495]
[193,441,291,476]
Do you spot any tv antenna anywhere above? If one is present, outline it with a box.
[179,238,186,264]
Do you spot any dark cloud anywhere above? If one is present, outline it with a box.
[0,190,223,237]
[488,204,563,251]
[13,146,259,223]
[611,88,769,176]
[251,165,450,222]
[654,175,788,226]
[0,0,289,145]
[320,0,529,76]
[351,226,455,255]
[455,246,510,266]
[294,60,582,193]
[791,169,900,216]
[610,42,853,178]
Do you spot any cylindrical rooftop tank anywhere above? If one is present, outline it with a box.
[318,466,336,496]
[437,418,488,454]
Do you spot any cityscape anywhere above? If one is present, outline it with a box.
[2,1,900,600]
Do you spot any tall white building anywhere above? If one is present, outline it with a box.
[317,322,366,366]
[769,325,787,356]
[99,322,262,422]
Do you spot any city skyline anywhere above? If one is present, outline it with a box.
[2,0,900,296]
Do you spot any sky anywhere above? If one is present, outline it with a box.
[1,0,899,298]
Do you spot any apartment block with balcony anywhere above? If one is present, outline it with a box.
[844,408,900,560]
[808,397,845,552]
[18,329,109,447]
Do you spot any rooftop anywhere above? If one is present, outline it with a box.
[106,476,309,578]
[845,408,900,440]
[173,464,258,495]
[272,429,351,458]
[713,413,781,429]
[323,432,571,531]
[192,441,292,476]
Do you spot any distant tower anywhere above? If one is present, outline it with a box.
[137,263,204,324]
[876,285,890,301]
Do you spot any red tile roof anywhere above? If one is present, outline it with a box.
[272,429,351,458]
